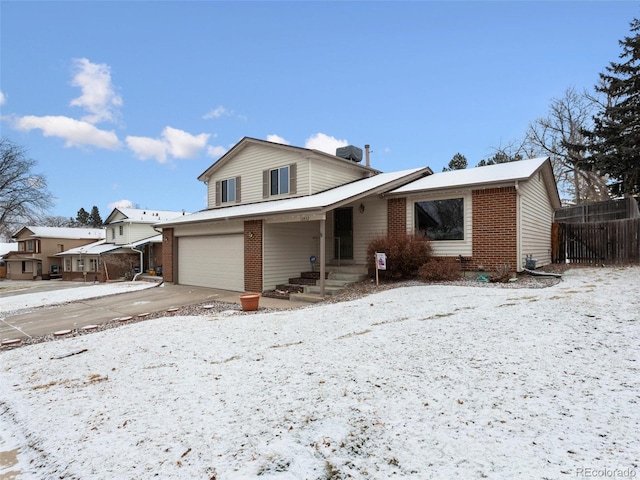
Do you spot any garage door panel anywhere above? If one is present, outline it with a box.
[178,235,244,291]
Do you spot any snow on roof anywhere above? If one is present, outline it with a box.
[15,226,106,240]
[0,243,18,256]
[391,157,550,194]
[158,167,428,227]
[57,240,121,256]
[111,209,188,223]
[125,234,162,247]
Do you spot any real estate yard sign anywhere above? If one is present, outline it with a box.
[375,252,387,286]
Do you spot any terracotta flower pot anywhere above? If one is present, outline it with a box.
[239,293,260,312]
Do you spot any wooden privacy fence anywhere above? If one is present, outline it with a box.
[552,218,640,265]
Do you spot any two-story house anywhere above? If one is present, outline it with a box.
[57,208,186,282]
[4,227,105,280]
[157,136,561,297]
[156,137,432,295]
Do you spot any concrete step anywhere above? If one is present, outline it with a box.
[303,285,342,296]
[328,272,368,282]
[326,265,368,275]
[289,292,325,304]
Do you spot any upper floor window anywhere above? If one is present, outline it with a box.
[23,239,39,252]
[222,177,236,203]
[263,164,296,198]
[119,225,123,236]
[270,166,289,195]
[57,244,64,253]
[415,198,464,241]
[111,228,115,240]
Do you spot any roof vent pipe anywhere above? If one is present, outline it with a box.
[364,144,370,168]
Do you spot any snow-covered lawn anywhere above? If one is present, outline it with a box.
[1,267,639,479]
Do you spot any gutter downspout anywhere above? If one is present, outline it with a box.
[132,245,144,281]
[515,180,522,272]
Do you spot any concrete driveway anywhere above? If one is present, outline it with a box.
[0,281,295,342]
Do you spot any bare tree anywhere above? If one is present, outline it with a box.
[526,88,609,204]
[39,215,75,227]
[0,138,53,240]
[477,138,530,167]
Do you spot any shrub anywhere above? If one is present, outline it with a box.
[418,257,463,282]
[366,234,432,280]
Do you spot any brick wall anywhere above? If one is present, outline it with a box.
[244,220,263,292]
[162,228,174,283]
[471,187,517,272]
[387,197,407,237]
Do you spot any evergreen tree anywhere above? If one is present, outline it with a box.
[89,205,103,227]
[76,207,90,226]
[584,18,640,196]
[476,150,522,167]
[442,153,468,172]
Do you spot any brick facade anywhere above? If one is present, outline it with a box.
[244,220,263,292]
[162,228,174,283]
[471,187,518,272]
[387,197,407,237]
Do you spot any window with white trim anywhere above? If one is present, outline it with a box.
[415,198,464,241]
[221,177,236,203]
[270,166,289,195]
[89,258,99,272]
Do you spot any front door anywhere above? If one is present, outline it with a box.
[334,207,353,260]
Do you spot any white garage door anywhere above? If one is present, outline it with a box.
[178,235,244,291]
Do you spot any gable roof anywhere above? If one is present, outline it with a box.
[197,136,380,182]
[389,157,561,208]
[158,167,432,227]
[104,208,188,225]
[12,226,106,240]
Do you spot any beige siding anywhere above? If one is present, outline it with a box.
[206,144,307,207]
[263,221,320,290]
[113,223,158,245]
[350,197,388,264]
[405,191,473,257]
[205,144,372,208]
[519,173,555,267]
[308,160,369,194]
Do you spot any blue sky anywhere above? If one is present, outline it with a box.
[1,1,638,219]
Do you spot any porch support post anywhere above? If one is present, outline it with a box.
[319,218,326,298]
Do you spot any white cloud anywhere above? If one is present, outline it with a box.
[126,136,168,163]
[69,58,122,124]
[304,132,348,155]
[107,199,136,210]
[266,134,290,145]
[13,115,120,150]
[126,126,210,164]
[203,106,229,119]
[207,145,227,158]
[0,91,6,105]
[163,126,209,159]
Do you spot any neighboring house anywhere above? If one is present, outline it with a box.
[0,243,19,279]
[4,227,105,280]
[156,137,560,295]
[57,208,186,282]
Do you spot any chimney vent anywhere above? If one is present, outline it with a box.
[364,144,370,167]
